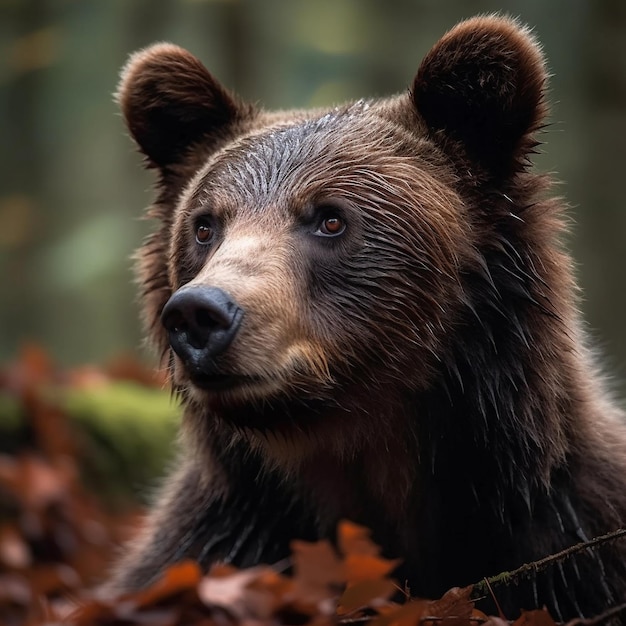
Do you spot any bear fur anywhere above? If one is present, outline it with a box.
[108,15,626,620]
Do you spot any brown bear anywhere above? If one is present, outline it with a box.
[108,15,626,621]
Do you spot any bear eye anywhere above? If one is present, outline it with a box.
[315,213,346,237]
[195,218,214,245]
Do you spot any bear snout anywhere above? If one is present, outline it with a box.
[161,286,244,373]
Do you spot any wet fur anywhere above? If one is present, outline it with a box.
[108,16,626,621]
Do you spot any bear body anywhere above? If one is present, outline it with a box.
[109,16,626,620]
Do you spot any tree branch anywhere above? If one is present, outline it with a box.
[471,527,626,600]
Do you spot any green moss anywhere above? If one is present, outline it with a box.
[0,392,23,448]
[61,383,180,503]
[0,382,181,506]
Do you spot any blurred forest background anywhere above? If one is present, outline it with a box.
[1,0,625,396]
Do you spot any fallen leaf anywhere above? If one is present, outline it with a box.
[198,565,263,616]
[19,455,72,510]
[199,564,305,621]
[483,618,511,626]
[0,524,32,569]
[338,579,397,614]
[344,553,399,584]
[338,520,381,557]
[0,573,33,606]
[245,568,296,618]
[28,563,81,596]
[129,560,201,608]
[19,344,53,385]
[371,599,431,626]
[66,365,109,389]
[513,609,557,626]
[427,585,474,621]
[106,354,167,388]
[291,539,345,607]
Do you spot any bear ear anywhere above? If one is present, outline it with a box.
[412,15,547,177]
[117,43,252,168]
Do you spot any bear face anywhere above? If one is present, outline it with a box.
[166,111,469,412]
[119,17,548,447]
[111,15,626,620]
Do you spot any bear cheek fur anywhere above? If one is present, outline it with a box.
[301,159,474,396]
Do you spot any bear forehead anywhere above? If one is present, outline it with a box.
[189,100,431,209]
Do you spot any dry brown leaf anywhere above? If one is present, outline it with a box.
[66,365,110,389]
[426,585,475,621]
[19,455,72,510]
[0,455,18,489]
[68,598,181,626]
[338,521,382,557]
[338,579,397,614]
[27,563,81,596]
[371,599,432,626]
[483,618,511,626]
[198,565,265,617]
[63,598,118,626]
[291,539,345,603]
[372,586,481,626]
[470,607,491,623]
[128,560,201,608]
[245,568,297,618]
[199,564,312,621]
[344,553,399,584]
[106,354,167,388]
[114,607,180,626]
[0,573,33,606]
[0,453,77,514]
[513,609,557,626]
[0,524,32,569]
[202,563,239,579]
[18,344,53,385]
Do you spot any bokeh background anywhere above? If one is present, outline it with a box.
[1,0,625,395]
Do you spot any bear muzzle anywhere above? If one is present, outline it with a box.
[161,286,244,389]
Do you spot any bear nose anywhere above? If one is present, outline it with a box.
[161,286,243,362]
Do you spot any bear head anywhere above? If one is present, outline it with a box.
[117,16,555,458]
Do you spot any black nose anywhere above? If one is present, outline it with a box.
[161,286,243,364]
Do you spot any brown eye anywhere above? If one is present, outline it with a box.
[316,214,346,237]
[195,220,214,245]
